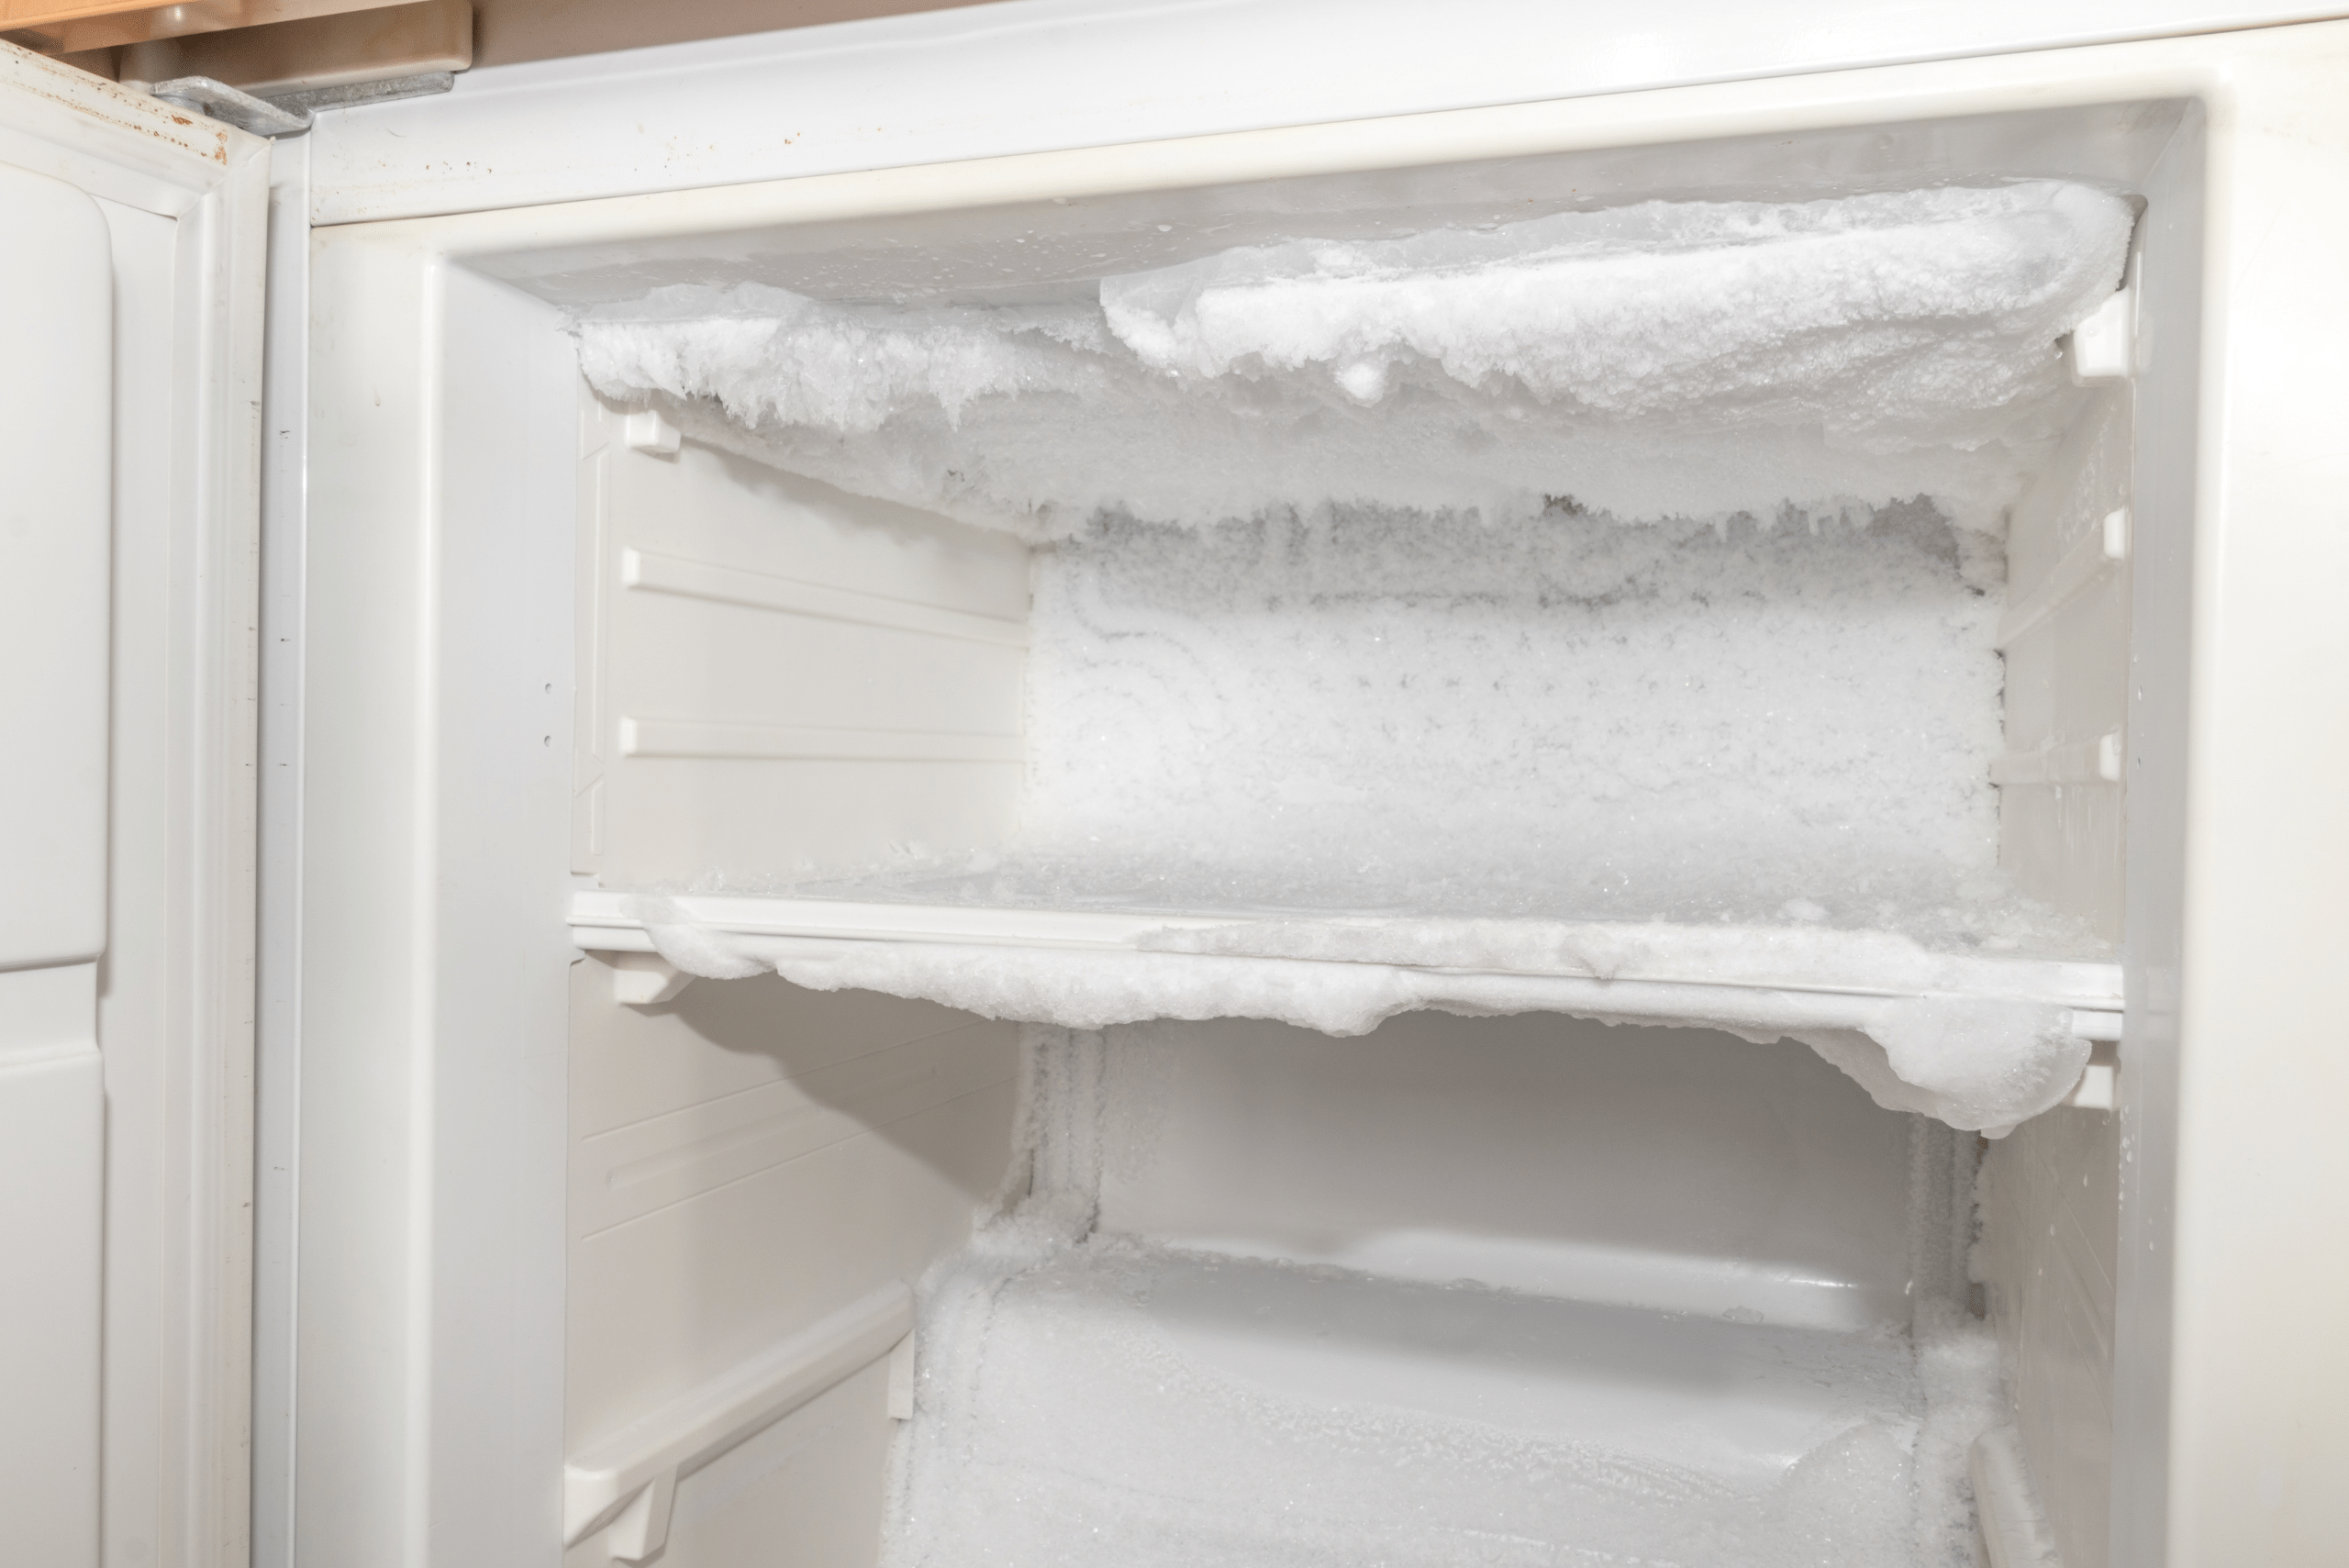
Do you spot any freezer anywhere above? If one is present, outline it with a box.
[5,4,2349,1567]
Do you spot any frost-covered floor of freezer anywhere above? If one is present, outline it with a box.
[889,1240,1998,1568]
[881,1023,2003,1568]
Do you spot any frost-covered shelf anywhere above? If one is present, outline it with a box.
[566,887,2121,1026]
[570,888,2121,1132]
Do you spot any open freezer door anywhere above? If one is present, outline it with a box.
[0,147,114,1568]
[0,41,268,1568]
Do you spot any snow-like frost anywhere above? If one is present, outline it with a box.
[878,1025,2006,1568]
[1006,506,2018,934]
[1103,183,2121,436]
[575,181,2131,537]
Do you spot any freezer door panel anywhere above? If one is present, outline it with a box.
[0,43,268,1568]
[0,159,110,969]
[0,150,112,1568]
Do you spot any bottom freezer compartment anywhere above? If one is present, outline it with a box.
[903,1244,1978,1568]
[567,984,2058,1568]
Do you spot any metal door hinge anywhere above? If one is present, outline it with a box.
[146,76,312,138]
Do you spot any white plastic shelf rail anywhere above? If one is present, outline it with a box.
[563,1283,915,1565]
[567,888,2124,1043]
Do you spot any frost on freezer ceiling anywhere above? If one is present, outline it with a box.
[574,180,2132,539]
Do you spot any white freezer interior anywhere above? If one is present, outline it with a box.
[540,108,2160,947]
[335,89,2203,1568]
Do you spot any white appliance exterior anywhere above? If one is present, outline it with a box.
[28,8,2349,1568]
[0,146,112,1568]
[272,16,2349,1568]
[0,42,268,1568]
[301,0,2349,224]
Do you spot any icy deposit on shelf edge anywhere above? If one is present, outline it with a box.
[634,904,2090,1134]
[574,180,2132,538]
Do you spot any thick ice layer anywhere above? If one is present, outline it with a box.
[1105,184,2117,439]
[880,1025,2005,1568]
[1016,506,2016,930]
[895,1240,1969,1568]
[576,182,2131,537]
[757,503,2085,941]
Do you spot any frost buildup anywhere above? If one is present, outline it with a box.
[880,1025,2009,1568]
[584,181,2132,1135]
[577,181,2132,537]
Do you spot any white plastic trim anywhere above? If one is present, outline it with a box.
[562,1283,915,1561]
[886,1333,918,1422]
[2063,1061,2119,1109]
[1992,729,2127,786]
[1998,507,2132,648]
[616,717,1024,763]
[602,952,694,1006]
[572,888,1232,952]
[622,548,1030,649]
[2070,279,2140,383]
[305,0,2349,225]
[621,409,679,454]
[567,888,2125,1040]
[1973,1426,2065,1566]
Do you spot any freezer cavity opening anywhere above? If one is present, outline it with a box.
[411,92,2199,1568]
[545,105,2185,1140]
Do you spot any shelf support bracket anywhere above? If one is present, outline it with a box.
[607,951,694,1006]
